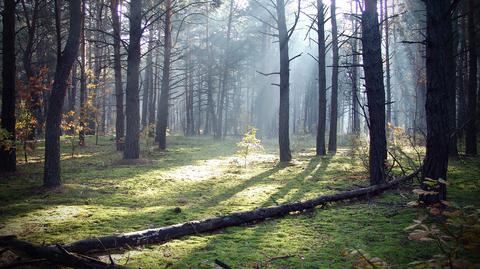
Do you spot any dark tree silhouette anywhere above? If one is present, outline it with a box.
[361,0,387,185]
[421,0,454,203]
[43,0,82,187]
[157,0,172,150]
[328,0,339,153]
[276,0,293,162]
[0,0,17,172]
[316,0,327,156]
[465,0,477,156]
[110,0,125,151]
[124,0,143,159]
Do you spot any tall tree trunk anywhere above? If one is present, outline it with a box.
[43,0,82,187]
[361,0,387,185]
[316,0,327,156]
[276,0,292,162]
[449,5,459,157]
[0,0,17,172]
[142,30,154,129]
[78,26,86,146]
[215,0,234,140]
[421,0,453,203]
[123,0,142,159]
[185,36,195,136]
[328,0,339,153]
[204,4,217,136]
[465,0,477,156]
[384,0,392,125]
[157,0,172,150]
[110,0,125,151]
[148,31,158,126]
[457,6,467,143]
[351,1,360,135]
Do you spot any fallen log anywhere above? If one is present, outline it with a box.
[63,168,421,254]
[0,236,130,269]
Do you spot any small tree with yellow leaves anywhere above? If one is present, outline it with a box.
[16,101,37,163]
[236,126,263,167]
[62,110,84,158]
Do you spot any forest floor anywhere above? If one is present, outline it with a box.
[0,135,479,268]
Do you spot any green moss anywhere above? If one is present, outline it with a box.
[0,135,479,268]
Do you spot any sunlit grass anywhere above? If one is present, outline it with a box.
[0,135,479,268]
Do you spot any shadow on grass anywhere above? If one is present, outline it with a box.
[0,136,238,219]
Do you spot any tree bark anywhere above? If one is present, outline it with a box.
[43,0,82,187]
[276,0,292,162]
[421,0,453,203]
[465,0,477,156]
[316,0,327,156]
[361,0,387,185]
[328,0,339,153]
[0,0,16,172]
[110,0,125,151]
[156,0,172,150]
[123,0,142,159]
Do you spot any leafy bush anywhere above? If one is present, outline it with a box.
[405,201,480,268]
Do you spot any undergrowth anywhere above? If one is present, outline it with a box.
[0,135,479,268]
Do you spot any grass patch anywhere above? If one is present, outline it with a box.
[0,135,479,268]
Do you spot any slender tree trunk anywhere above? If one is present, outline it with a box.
[276,0,292,162]
[457,7,467,143]
[449,6,459,157]
[142,30,154,129]
[0,0,17,172]
[43,0,82,187]
[384,0,392,125]
[316,0,327,156]
[204,4,217,136]
[123,0,142,159]
[157,0,172,150]
[351,1,360,135]
[69,63,77,113]
[421,0,453,203]
[148,46,158,127]
[110,0,125,151]
[361,0,387,185]
[215,0,234,140]
[78,27,87,146]
[328,0,339,153]
[465,0,477,155]
[185,42,195,136]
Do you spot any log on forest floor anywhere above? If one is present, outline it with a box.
[0,168,421,266]
[61,168,421,254]
[0,236,130,269]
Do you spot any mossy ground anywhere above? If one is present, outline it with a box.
[0,135,479,268]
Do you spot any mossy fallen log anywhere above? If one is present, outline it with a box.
[0,236,130,269]
[62,168,420,254]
